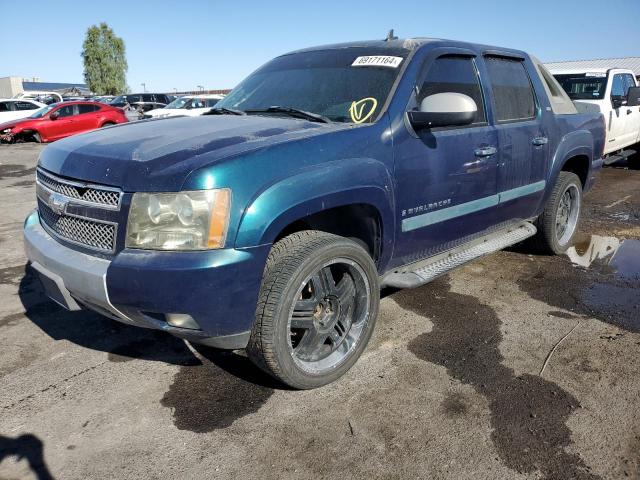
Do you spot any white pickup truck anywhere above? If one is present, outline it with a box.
[550,68,640,169]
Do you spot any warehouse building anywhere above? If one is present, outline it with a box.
[0,76,89,98]
[544,57,640,80]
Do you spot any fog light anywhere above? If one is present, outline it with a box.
[165,313,200,330]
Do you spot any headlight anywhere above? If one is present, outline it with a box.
[125,189,231,250]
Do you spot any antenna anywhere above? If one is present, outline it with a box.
[386,29,398,41]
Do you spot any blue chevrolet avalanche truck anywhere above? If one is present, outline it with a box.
[24,37,605,388]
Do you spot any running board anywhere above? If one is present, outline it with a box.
[381,222,537,289]
[604,149,636,165]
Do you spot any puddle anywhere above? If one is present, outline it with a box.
[395,279,599,480]
[566,235,640,282]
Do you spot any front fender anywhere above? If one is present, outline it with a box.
[234,158,395,263]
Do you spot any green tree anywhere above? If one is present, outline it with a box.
[81,23,128,95]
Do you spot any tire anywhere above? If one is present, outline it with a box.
[529,172,582,255]
[31,132,42,143]
[247,231,380,389]
[101,122,115,128]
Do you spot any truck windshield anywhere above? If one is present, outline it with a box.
[215,48,409,123]
[554,74,608,100]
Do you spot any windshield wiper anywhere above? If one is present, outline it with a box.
[205,107,246,116]
[245,106,330,123]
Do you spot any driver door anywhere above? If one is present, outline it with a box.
[44,104,77,141]
[391,53,499,266]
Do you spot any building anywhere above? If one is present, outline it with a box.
[0,76,89,98]
[544,57,640,80]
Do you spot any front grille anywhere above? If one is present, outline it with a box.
[37,169,121,208]
[38,199,116,252]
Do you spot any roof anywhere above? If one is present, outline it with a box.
[286,37,527,58]
[22,81,87,91]
[544,57,640,76]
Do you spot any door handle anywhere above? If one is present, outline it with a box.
[474,146,497,157]
[532,137,548,146]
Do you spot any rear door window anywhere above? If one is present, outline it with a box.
[15,102,38,111]
[485,57,536,122]
[78,104,100,114]
[418,55,487,125]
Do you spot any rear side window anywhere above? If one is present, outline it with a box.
[205,98,219,107]
[0,102,11,112]
[485,57,536,122]
[15,102,38,111]
[418,56,486,124]
[78,104,100,114]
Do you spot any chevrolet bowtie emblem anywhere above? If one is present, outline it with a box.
[47,192,68,215]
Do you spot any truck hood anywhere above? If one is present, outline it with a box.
[39,115,343,191]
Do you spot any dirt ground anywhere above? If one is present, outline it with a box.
[1,144,639,480]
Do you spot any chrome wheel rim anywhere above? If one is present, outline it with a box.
[556,184,580,247]
[287,258,371,375]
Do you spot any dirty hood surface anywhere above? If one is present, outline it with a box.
[38,115,338,191]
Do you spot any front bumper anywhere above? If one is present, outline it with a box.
[23,210,270,349]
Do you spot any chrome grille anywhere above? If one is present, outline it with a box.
[37,199,116,252]
[36,169,121,208]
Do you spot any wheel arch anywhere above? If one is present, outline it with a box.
[234,158,395,269]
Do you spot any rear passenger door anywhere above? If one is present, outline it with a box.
[484,55,547,222]
[76,104,101,132]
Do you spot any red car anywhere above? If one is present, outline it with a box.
[0,101,128,143]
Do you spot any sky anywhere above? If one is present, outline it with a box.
[1,0,638,92]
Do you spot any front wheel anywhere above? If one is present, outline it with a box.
[530,172,582,254]
[247,231,380,389]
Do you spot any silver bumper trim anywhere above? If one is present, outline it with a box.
[23,210,136,325]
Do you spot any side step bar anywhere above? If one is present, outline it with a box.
[381,222,537,289]
[604,149,636,166]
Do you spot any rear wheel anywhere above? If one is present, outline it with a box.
[31,132,42,143]
[247,231,379,389]
[529,172,582,254]
[101,122,115,128]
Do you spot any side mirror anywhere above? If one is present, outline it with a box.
[408,92,477,130]
[612,96,627,109]
[626,86,640,107]
[49,112,59,120]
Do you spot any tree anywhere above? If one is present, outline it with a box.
[81,23,128,95]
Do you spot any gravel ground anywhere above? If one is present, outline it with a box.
[1,143,639,480]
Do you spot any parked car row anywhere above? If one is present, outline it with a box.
[0,101,128,143]
[143,94,224,119]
